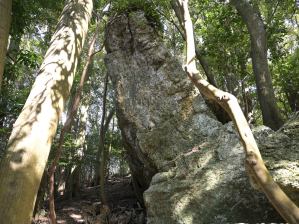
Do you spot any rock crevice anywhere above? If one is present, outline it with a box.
[105,11,299,223]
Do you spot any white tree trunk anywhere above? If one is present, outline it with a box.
[176,0,299,223]
[0,0,93,222]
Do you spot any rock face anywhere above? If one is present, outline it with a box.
[105,11,299,223]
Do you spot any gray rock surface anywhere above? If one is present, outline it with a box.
[105,11,299,223]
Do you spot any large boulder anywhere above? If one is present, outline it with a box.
[144,120,299,223]
[104,11,299,223]
[105,11,217,199]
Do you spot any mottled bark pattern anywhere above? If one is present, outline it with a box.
[0,0,93,222]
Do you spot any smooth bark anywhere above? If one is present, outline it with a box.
[230,0,284,130]
[171,0,231,123]
[0,0,93,222]
[97,73,114,221]
[33,171,48,218]
[0,0,12,92]
[99,110,114,205]
[48,23,99,224]
[176,0,299,223]
[94,108,114,186]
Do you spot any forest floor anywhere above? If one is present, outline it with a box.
[33,177,146,224]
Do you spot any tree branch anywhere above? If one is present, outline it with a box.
[176,0,299,223]
[48,18,101,224]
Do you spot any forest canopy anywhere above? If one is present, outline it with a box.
[0,0,298,223]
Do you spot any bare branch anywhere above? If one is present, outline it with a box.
[176,0,299,223]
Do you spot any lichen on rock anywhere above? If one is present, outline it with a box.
[105,11,299,223]
[105,10,216,195]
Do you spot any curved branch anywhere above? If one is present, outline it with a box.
[175,0,299,223]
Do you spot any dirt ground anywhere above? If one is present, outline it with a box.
[33,177,146,224]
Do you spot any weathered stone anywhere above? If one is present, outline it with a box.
[105,11,299,223]
[105,11,216,199]
[144,119,299,223]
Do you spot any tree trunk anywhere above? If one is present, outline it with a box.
[0,0,93,222]
[230,0,284,130]
[48,23,99,224]
[64,165,73,200]
[33,170,48,218]
[0,0,12,92]
[96,73,114,220]
[285,89,299,112]
[176,1,299,223]
[68,165,81,198]
[94,109,114,186]
[98,73,109,205]
[62,165,81,200]
[171,0,231,124]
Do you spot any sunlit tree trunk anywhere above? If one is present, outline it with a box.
[175,0,299,223]
[33,170,48,218]
[48,21,99,224]
[171,0,231,124]
[230,0,283,130]
[0,0,12,92]
[0,0,93,222]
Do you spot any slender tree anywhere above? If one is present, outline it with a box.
[170,1,217,87]
[98,72,109,204]
[171,0,231,123]
[230,0,284,130]
[94,72,114,222]
[0,0,93,222]
[0,0,12,92]
[94,108,114,186]
[48,22,100,224]
[99,109,114,204]
[175,0,299,223]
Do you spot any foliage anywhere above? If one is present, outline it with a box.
[0,0,298,193]
[0,0,64,156]
[185,0,299,121]
[272,48,299,112]
[110,0,170,30]
[11,0,64,40]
